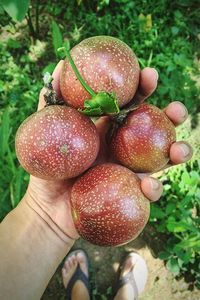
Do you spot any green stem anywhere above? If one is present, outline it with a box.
[26,10,36,40]
[35,0,39,37]
[58,47,96,97]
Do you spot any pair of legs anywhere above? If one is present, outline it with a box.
[62,250,148,300]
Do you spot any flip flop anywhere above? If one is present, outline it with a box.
[113,252,148,300]
[63,249,90,300]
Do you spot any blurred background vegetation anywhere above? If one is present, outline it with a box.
[0,0,199,294]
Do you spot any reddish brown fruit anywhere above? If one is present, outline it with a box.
[15,105,100,180]
[110,103,176,173]
[70,163,150,246]
[60,36,139,109]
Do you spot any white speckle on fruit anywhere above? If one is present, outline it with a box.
[71,163,150,246]
[15,105,100,180]
[110,104,176,173]
[60,36,140,109]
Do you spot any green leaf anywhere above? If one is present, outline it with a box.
[166,257,180,275]
[176,237,200,251]
[51,21,63,57]
[166,220,192,233]
[166,202,176,214]
[159,251,171,260]
[79,107,103,116]
[150,204,166,219]
[81,92,120,116]
[7,38,21,49]
[171,26,179,35]
[13,166,25,206]
[0,108,11,157]
[42,63,56,75]
[1,0,30,22]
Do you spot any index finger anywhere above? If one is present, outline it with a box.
[38,60,64,110]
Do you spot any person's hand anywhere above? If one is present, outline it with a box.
[24,61,193,241]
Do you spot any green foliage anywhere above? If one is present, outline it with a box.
[1,0,30,22]
[51,20,63,57]
[150,118,200,288]
[0,38,41,219]
[0,0,199,291]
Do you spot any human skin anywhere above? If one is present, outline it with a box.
[0,62,193,300]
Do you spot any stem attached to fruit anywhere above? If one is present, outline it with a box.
[58,47,96,97]
[57,46,120,116]
[111,102,139,124]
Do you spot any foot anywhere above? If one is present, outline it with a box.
[114,253,148,300]
[62,250,90,300]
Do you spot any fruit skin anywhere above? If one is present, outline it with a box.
[15,105,100,180]
[60,36,139,109]
[70,163,150,246]
[110,103,176,173]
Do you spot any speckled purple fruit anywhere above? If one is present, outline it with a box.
[15,105,100,180]
[70,163,150,246]
[110,104,176,173]
[60,36,140,109]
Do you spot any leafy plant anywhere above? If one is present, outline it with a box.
[1,0,30,22]
[0,40,41,219]
[51,20,63,56]
[149,117,200,288]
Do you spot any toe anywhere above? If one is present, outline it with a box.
[62,267,67,278]
[68,256,75,268]
[64,260,70,271]
[76,251,89,277]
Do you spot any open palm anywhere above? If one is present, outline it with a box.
[24,61,192,241]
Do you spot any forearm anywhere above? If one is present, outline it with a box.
[0,198,74,300]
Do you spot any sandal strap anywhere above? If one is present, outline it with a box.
[118,271,139,300]
[114,269,139,300]
[65,264,90,300]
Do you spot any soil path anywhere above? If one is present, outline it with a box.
[42,229,200,300]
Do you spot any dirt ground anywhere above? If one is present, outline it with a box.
[42,226,200,300]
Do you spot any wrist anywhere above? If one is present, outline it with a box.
[0,196,75,300]
[21,193,76,246]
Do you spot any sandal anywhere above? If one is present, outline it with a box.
[114,252,148,300]
[63,249,90,300]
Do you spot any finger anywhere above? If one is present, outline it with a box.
[38,88,46,110]
[164,101,188,126]
[93,116,110,164]
[95,116,110,137]
[38,60,64,111]
[51,60,64,96]
[134,67,158,103]
[141,177,163,202]
[169,141,193,165]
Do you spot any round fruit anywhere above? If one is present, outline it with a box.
[110,103,176,173]
[15,105,100,180]
[60,36,140,109]
[70,163,150,246]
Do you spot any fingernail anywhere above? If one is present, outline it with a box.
[180,143,190,157]
[150,178,160,190]
[174,101,188,119]
[152,68,159,81]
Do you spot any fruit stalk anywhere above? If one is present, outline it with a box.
[58,46,120,116]
[58,47,96,98]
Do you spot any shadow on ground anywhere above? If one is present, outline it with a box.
[42,226,200,300]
